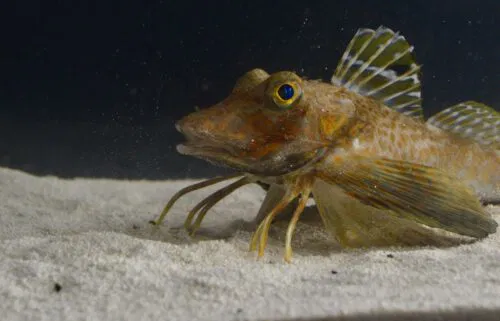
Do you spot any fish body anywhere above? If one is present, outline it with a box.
[154,27,499,262]
[318,91,500,203]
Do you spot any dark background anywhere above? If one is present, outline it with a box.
[1,0,499,179]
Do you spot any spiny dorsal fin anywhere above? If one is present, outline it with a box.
[332,26,423,120]
[426,101,500,149]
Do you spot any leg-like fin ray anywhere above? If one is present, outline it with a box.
[249,177,314,260]
[186,176,253,236]
[150,173,243,226]
[252,183,288,226]
[284,190,312,262]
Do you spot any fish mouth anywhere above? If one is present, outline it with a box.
[175,122,237,159]
[176,139,326,177]
[175,120,326,176]
[176,140,256,174]
[176,141,231,157]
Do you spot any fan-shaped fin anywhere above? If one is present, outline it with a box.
[332,26,423,119]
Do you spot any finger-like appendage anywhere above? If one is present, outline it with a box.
[284,189,311,262]
[184,196,213,230]
[151,174,243,226]
[252,184,287,226]
[249,221,265,252]
[188,177,252,236]
[258,196,296,257]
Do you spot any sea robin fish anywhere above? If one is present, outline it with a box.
[151,27,500,262]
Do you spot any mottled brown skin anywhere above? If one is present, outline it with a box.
[177,69,499,202]
[177,70,330,176]
[170,68,498,261]
[328,91,500,203]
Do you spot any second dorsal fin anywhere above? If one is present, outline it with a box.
[426,101,500,149]
[332,26,423,120]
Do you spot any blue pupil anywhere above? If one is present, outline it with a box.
[278,84,294,101]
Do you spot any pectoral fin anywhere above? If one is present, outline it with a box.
[316,156,498,238]
[312,179,473,248]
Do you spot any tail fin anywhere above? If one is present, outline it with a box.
[427,101,500,150]
[332,26,423,120]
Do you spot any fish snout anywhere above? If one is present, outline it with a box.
[175,121,183,134]
[174,112,211,142]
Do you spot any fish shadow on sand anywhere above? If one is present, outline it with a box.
[117,205,343,257]
[121,204,479,259]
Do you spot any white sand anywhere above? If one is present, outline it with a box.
[1,167,500,321]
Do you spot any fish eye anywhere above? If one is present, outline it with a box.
[278,84,294,100]
[272,82,302,109]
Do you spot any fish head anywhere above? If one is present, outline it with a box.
[176,68,354,176]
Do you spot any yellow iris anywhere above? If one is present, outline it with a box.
[272,82,302,109]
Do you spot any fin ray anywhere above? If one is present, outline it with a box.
[312,180,473,248]
[426,101,500,149]
[317,156,498,238]
[332,26,423,119]
[334,29,376,82]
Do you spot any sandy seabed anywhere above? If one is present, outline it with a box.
[1,167,500,321]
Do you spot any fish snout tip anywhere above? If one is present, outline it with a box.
[175,121,182,133]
